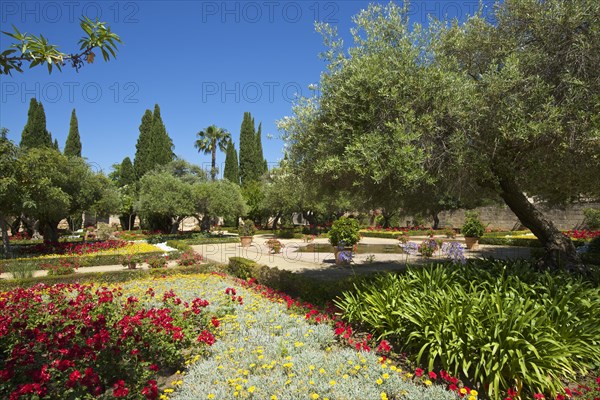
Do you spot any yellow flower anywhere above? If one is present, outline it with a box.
[468,397,476,400]
[382,373,389,379]
[329,380,336,386]
[470,390,479,396]
[319,368,326,374]
[376,378,383,385]
[207,395,215,399]
[248,386,256,393]
[381,393,389,400]
[460,388,468,395]
[310,394,319,400]
[425,380,432,385]
[270,396,278,400]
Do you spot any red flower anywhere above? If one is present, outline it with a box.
[113,380,129,397]
[429,371,438,380]
[211,316,220,328]
[415,367,424,377]
[533,394,545,399]
[377,340,391,353]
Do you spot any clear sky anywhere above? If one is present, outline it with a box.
[0,1,494,176]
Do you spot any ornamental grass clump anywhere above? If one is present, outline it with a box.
[335,260,600,399]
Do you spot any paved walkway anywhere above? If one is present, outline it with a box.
[192,235,532,280]
[0,261,182,280]
[1,236,531,281]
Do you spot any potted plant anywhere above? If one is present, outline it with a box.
[264,238,284,254]
[328,217,361,265]
[121,253,142,269]
[461,211,486,250]
[239,219,256,248]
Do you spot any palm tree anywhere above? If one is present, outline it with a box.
[195,125,231,181]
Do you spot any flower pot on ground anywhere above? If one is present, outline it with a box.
[461,211,486,250]
[121,254,142,269]
[239,219,256,248]
[329,217,360,265]
[334,246,354,265]
[265,239,284,254]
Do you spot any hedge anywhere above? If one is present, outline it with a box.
[226,257,366,306]
[0,251,165,272]
[480,236,586,248]
[0,263,222,291]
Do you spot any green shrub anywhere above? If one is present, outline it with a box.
[145,254,168,269]
[359,230,403,239]
[239,220,256,237]
[584,208,600,229]
[5,262,37,279]
[328,217,361,247]
[166,240,193,252]
[461,211,485,238]
[275,230,303,239]
[335,260,600,399]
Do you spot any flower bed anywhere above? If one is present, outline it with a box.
[163,274,459,400]
[1,243,164,273]
[0,277,221,399]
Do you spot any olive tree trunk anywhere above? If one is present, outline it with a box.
[497,176,583,273]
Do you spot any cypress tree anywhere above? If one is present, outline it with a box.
[134,105,174,178]
[134,109,155,177]
[256,122,267,173]
[149,104,174,167]
[64,109,82,157]
[223,140,240,185]
[239,112,256,185]
[53,139,59,150]
[20,98,53,149]
[119,157,136,186]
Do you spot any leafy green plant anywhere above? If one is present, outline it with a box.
[335,260,600,399]
[5,262,37,279]
[584,208,600,229]
[146,255,168,269]
[461,211,485,238]
[328,217,361,247]
[239,219,257,237]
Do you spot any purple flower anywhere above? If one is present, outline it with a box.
[442,242,466,264]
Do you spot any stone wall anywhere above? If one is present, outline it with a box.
[438,202,600,231]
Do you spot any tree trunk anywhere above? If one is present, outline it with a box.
[302,211,318,234]
[497,176,583,273]
[170,218,181,234]
[381,210,396,228]
[272,212,282,231]
[1,213,12,255]
[10,216,21,236]
[432,212,440,230]
[41,220,60,243]
[201,214,211,232]
[211,146,217,181]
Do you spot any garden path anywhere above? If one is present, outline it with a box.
[192,235,532,280]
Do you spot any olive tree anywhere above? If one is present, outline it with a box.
[280,1,600,271]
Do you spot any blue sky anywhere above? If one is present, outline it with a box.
[0,1,493,175]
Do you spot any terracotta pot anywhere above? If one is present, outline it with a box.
[334,247,354,265]
[464,237,479,250]
[240,236,253,248]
